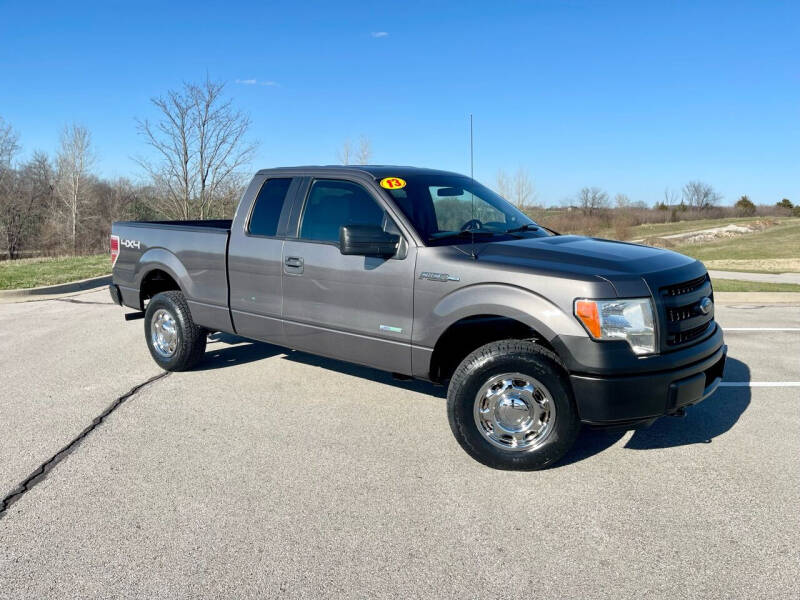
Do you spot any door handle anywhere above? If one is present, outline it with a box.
[285,257,303,267]
[284,256,304,274]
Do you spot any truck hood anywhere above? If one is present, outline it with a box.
[472,235,699,280]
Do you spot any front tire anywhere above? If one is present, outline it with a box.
[144,290,207,371]
[447,340,580,470]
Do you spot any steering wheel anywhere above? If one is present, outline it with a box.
[460,218,484,232]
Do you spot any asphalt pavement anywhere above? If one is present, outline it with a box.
[1,289,798,599]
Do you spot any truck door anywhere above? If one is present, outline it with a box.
[227,175,298,344]
[281,178,416,373]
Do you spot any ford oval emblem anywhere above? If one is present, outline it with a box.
[698,296,713,315]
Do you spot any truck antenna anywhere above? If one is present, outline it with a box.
[468,113,477,259]
[470,113,474,179]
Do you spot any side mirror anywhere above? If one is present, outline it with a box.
[339,225,400,258]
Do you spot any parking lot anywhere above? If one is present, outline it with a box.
[1,289,798,599]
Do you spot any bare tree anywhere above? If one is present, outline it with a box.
[577,186,609,215]
[0,118,23,257]
[663,187,680,207]
[136,77,257,219]
[682,180,720,210]
[55,124,94,252]
[496,167,535,209]
[0,117,20,192]
[337,139,352,165]
[1,120,58,258]
[495,169,512,199]
[1,152,53,259]
[82,177,136,251]
[356,135,372,165]
[614,193,632,208]
[511,167,535,209]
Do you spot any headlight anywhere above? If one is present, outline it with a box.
[574,298,656,355]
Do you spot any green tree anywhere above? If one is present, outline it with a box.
[776,198,793,209]
[734,195,756,217]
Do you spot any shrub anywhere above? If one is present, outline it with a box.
[734,195,756,217]
[538,211,609,236]
[612,214,635,240]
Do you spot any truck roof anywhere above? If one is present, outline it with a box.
[255,165,466,179]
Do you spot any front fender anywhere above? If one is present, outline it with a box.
[413,283,586,350]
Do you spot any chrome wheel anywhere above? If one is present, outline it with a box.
[150,308,178,358]
[473,372,556,452]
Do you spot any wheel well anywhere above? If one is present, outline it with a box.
[429,315,556,383]
[139,269,180,309]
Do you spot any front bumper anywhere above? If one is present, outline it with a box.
[571,343,727,426]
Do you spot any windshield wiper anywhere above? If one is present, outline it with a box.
[505,223,540,234]
[429,229,526,243]
[428,230,502,243]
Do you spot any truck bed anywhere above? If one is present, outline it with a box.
[111,219,232,332]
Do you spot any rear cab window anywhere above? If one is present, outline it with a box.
[248,178,293,237]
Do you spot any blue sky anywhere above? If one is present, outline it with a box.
[1,0,798,205]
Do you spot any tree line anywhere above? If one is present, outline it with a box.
[497,171,794,218]
[0,78,256,260]
[2,78,797,260]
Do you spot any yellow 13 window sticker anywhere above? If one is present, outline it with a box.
[380,177,407,190]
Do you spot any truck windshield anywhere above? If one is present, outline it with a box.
[381,174,550,246]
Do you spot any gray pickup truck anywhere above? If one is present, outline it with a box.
[110,166,726,469]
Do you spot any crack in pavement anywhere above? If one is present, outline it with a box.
[0,371,170,520]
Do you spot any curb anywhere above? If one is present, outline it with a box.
[0,275,112,299]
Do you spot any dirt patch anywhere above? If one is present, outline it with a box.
[661,220,774,244]
[631,219,779,247]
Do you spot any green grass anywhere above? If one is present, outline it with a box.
[678,221,800,262]
[0,255,110,290]
[711,279,800,293]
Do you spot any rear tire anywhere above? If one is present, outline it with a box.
[144,290,207,371]
[447,340,580,470]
